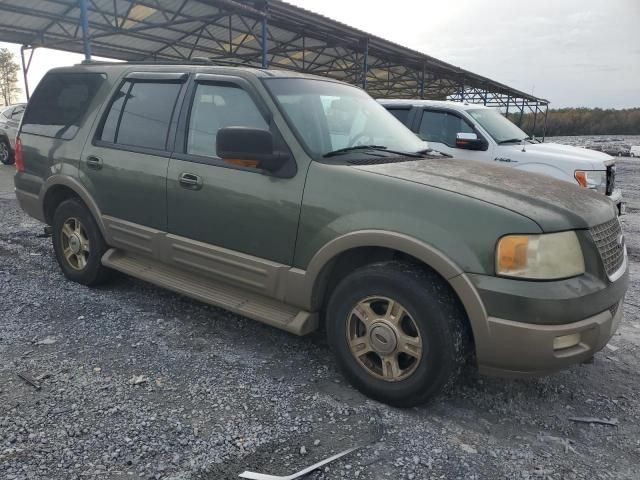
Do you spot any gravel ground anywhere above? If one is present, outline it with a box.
[1,161,640,480]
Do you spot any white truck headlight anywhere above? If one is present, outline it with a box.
[496,231,585,280]
[575,170,606,194]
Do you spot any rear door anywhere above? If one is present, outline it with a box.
[81,72,187,236]
[166,74,304,277]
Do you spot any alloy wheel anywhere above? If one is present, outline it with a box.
[346,296,423,382]
[60,217,90,270]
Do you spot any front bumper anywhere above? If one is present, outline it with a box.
[479,299,623,377]
[466,262,628,377]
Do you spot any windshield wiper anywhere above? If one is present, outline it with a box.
[323,145,388,158]
[498,138,527,145]
[416,148,452,158]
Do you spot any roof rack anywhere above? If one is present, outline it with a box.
[75,58,270,69]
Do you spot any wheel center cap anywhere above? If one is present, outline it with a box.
[69,234,82,254]
[369,323,397,355]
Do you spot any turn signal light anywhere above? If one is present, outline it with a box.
[496,235,529,271]
[14,137,24,172]
[574,171,587,187]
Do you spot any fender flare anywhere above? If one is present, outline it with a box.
[40,175,107,237]
[283,230,488,348]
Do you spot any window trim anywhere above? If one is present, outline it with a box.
[173,74,296,178]
[418,107,481,148]
[92,74,188,155]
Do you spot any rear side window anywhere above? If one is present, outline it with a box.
[99,80,182,150]
[387,108,410,125]
[21,73,105,140]
[12,106,25,120]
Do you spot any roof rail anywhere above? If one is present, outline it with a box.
[73,58,268,68]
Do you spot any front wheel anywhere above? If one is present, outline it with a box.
[0,139,13,165]
[325,261,470,407]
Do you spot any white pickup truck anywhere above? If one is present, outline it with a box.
[380,99,624,214]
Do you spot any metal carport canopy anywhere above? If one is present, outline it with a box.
[0,0,548,116]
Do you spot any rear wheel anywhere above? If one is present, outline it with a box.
[52,198,112,285]
[0,139,13,165]
[325,261,470,407]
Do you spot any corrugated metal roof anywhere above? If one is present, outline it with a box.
[0,0,548,105]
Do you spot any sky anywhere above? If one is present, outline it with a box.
[1,0,638,108]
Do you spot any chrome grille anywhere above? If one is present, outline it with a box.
[590,218,625,277]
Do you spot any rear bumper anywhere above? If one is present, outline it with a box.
[478,299,623,377]
[15,187,45,222]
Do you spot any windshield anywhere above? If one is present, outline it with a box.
[467,108,528,143]
[264,78,427,158]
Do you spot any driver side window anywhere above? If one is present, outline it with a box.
[419,110,474,148]
[187,83,269,159]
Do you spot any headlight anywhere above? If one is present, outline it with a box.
[496,231,585,279]
[575,170,606,194]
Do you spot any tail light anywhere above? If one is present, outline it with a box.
[15,137,24,172]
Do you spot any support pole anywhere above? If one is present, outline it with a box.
[20,46,31,100]
[531,103,539,138]
[505,95,510,115]
[79,0,91,60]
[541,104,549,142]
[517,98,526,126]
[261,14,268,68]
[362,38,369,90]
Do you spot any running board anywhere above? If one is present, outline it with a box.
[102,249,318,335]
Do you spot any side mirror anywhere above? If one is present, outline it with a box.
[455,132,488,151]
[216,127,289,173]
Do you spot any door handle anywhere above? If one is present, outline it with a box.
[179,172,202,190]
[86,155,103,170]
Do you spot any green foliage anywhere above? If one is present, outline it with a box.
[510,108,640,137]
[0,48,20,107]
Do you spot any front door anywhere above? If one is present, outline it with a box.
[166,76,305,291]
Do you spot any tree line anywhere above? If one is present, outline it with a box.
[0,48,20,107]
[511,108,640,137]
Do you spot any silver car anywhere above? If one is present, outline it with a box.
[0,103,26,165]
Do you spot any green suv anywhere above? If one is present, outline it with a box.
[14,63,628,407]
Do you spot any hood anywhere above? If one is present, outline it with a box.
[355,157,617,232]
[505,142,613,169]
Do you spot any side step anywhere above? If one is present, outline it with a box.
[102,249,318,335]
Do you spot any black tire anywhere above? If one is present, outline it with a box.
[52,198,112,286]
[325,261,470,407]
[0,138,14,165]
